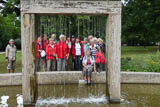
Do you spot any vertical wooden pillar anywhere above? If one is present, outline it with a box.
[21,13,37,105]
[106,14,121,103]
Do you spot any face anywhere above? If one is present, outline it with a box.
[84,39,87,44]
[9,41,14,45]
[44,35,48,40]
[38,37,42,42]
[67,37,70,41]
[99,40,103,44]
[51,34,56,40]
[61,37,65,42]
[72,38,75,42]
[76,38,79,43]
[64,36,66,41]
[86,51,90,56]
[49,40,53,45]
[90,41,94,46]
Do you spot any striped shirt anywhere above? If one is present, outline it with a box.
[89,44,98,57]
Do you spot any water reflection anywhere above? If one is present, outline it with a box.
[0,84,160,107]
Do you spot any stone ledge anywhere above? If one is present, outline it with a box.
[0,72,160,86]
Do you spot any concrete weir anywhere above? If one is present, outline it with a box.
[0,72,160,86]
[20,0,121,104]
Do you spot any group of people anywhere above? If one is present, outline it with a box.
[4,34,106,83]
[36,34,106,83]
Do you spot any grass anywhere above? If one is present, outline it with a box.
[121,46,159,72]
[0,46,158,73]
[0,52,22,73]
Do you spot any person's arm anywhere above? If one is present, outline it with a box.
[5,45,9,62]
[82,62,88,70]
[93,63,96,73]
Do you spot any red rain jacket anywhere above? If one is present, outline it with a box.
[72,41,84,58]
[35,40,43,58]
[56,41,69,59]
[42,40,49,52]
[46,44,56,60]
[95,51,105,64]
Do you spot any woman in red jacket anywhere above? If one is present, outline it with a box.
[72,38,84,71]
[95,47,105,72]
[46,38,56,71]
[56,34,69,71]
[35,36,43,71]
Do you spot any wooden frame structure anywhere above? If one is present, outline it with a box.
[21,0,121,105]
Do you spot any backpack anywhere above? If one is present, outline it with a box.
[101,55,105,64]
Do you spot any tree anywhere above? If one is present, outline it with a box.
[122,0,160,46]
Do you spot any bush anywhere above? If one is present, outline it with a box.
[142,53,160,72]
[121,52,160,72]
[14,38,21,50]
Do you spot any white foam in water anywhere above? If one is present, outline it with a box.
[16,94,23,107]
[0,96,9,107]
[36,95,107,106]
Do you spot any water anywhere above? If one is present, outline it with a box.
[0,84,160,107]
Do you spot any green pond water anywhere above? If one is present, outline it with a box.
[0,84,160,107]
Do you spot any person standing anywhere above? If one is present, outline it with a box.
[46,38,56,71]
[42,34,49,71]
[35,36,43,71]
[51,34,57,44]
[89,39,98,57]
[72,38,84,71]
[56,34,69,71]
[5,39,17,73]
[66,36,73,71]
[95,48,105,72]
[71,35,76,70]
[98,38,106,54]
[83,38,88,56]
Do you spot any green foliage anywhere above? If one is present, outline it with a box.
[122,0,160,46]
[143,53,160,72]
[121,46,160,72]
[0,13,20,51]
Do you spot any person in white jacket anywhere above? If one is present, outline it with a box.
[5,39,17,73]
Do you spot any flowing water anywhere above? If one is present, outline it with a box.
[0,84,160,107]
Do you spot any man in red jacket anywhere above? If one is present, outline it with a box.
[46,38,56,71]
[42,34,49,71]
[35,36,43,71]
[56,34,69,71]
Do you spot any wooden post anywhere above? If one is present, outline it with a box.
[106,14,121,103]
[21,13,37,105]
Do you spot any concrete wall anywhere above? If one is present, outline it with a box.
[0,72,160,86]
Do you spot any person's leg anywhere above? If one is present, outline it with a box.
[52,60,56,71]
[36,58,41,71]
[12,60,16,73]
[88,66,93,83]
[7,59,12,73]
[62,59,66,71]
[47,60,51,71]
[44,57,47,71]
[83,68,87,81]
[57,59,61,71]
[75,56,79,70]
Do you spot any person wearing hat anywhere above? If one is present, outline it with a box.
[5,39,17,73]
[46,38,56,71]
[55,34,69,71]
